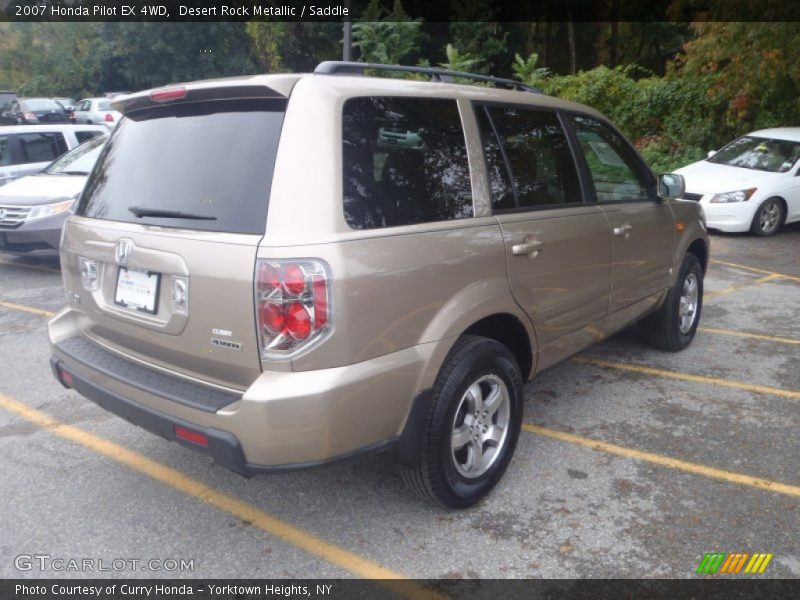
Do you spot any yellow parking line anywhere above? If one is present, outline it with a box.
[710,259,800,284]
[0,300,55,318]
[523,423,800,498]
[571,356,800,400]
[704,273,780,300]
[0,393,443,598]
[0,257,60,274]
[699,327,800,346]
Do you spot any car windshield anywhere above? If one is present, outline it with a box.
[23,98,62,111]
[45,135,106,175]
[98,100,113,111]
[709,135,800,173]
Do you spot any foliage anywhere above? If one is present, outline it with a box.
[351,0,423,66]
[512,53,550,89]
[439,44,481,74]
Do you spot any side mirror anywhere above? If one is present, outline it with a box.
[707,150,717,158]
[658,173,685,199]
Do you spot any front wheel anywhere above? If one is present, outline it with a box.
[750,198,784,236]
[399,336,524,509]
[642,253,703,351]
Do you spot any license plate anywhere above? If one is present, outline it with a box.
[114,267,160,314]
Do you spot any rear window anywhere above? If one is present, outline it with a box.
[78,99,285,234]
[22,98,62,111]
[342,96,473,230]
[98,100,113,111]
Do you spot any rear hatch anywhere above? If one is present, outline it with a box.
[61,82,292,389]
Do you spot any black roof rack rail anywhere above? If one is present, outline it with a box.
[314,61,540,94]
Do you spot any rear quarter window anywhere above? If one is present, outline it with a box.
[342,96,473,230]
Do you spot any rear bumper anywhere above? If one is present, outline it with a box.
[48,309,442,473]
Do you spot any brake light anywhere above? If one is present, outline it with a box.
[149,87,187,102]
[23,112,36,120]
[104,113,114,122]
[255,259,332,358]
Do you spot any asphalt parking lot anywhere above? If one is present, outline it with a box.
[1,224,798,583]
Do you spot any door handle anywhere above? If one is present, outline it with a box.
[512,237,544,256]
[613,223,633,238]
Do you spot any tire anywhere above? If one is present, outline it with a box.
[643,253,703,352]
[750,198,784,236]
[399,335,524,509]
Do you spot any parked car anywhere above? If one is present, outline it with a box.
[0,97,70,125]
[48,62,707,508]
[72,97,123,130]
[0,124,107,186]
[0,135,106,252]
[676,128,800,236]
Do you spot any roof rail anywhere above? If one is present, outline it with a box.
[314,61,540,94]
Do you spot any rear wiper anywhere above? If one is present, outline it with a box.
[128,206,217,220]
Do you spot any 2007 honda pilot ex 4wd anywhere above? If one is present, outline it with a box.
[49,62,708,508]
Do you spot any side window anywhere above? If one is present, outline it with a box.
[75,130,102,143]
[342,96,473,230]
[16,133,67,163]
[570,115,652,203]
[0,135,10,166]
[477,105,582,210]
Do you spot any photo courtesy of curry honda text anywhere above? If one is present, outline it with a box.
[48,62,708,508]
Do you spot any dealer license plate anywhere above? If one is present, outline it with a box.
[114,267,160,314]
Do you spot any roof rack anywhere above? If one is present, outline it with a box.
[314,61,540,94]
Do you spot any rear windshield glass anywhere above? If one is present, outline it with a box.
[709,135,800,173]
[78,99,285,234]
[98,100,113,111]
[23,98,62,111]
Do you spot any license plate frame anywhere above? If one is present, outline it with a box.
[114,267,160,315]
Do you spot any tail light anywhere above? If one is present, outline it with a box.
[23,112,36,121]
[255,259,332,359]
[104,113,114,123]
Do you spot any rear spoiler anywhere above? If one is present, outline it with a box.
[112,77,298,115]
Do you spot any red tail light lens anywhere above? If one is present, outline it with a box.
[283,263,306,296]
[149,87,187,102]
[255,259,331,358]
[285,302,311,340]
[104,113,114,122]
[174,426,209,447]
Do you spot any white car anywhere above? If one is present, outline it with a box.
[72,97,123,130]
[675,128,800,236]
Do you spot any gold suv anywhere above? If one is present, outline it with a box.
[48,62,708,508]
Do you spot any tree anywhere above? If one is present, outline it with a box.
[351,0,423,65]
[676,22,800,133]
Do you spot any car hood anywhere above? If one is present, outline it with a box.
[675,160,782,194]
[0,174,86,206]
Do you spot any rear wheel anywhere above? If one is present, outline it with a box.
[399,336,524,508]
[642,253,703,351]
[750,198,784,236]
